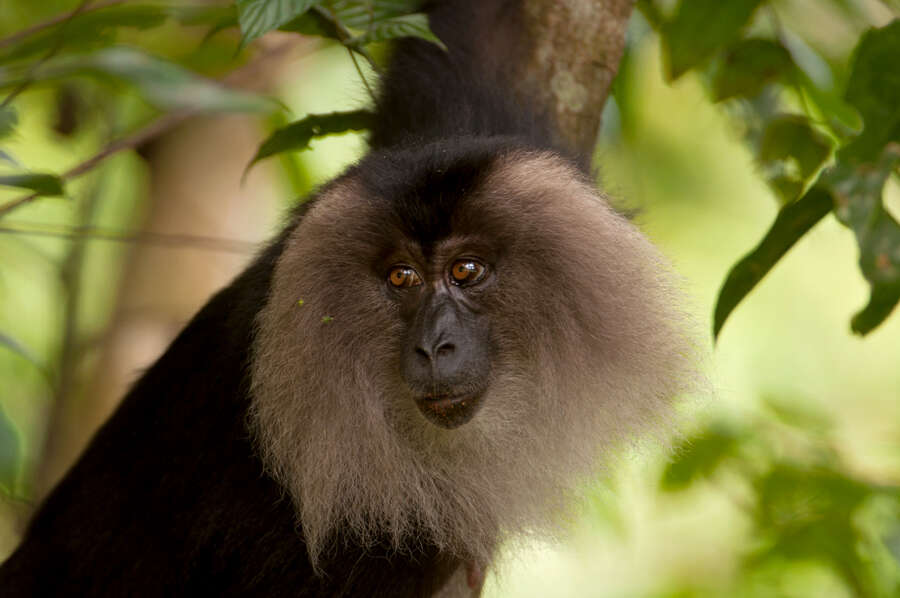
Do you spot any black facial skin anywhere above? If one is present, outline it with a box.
[391,261,492,429]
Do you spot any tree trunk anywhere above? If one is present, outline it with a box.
[518,0,634,157]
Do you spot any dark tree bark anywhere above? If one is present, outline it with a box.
[518,0,634,157]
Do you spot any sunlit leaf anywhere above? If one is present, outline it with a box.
[320,0,424,29]
[0,47,275,114]
[758,115,832,204]
[0,106,17,139]
[282,0,426,39]
[749,463,879,590]
[822,21,900,334]
[714,187,833,339]
[795,69,863,139]
[248,109,374,168]
[0,404,20,495]
[661,424,740,491]
[348,13,445,49]
[662,0,764,80]
[842,20,900,162]
[237,0,317,46]
[826,146,900,335]
[761,396,833,433]
[0,173,65,196]
[712,39,794,102]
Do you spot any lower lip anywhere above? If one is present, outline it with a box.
[415,393,483,428]
[423,395,471,409]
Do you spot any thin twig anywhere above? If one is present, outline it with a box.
[33,179,102,496]
[0,39,303,219]
[1,0,93,109]
[347,47,377,103]
[0,221,259,254]
[312,5,381,73]
[0,111,190,217]
[0,0,126,50]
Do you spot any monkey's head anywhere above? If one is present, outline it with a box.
[251,139,700,568]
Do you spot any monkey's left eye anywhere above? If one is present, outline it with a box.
[388,266,423,288]
[449,260,486,286]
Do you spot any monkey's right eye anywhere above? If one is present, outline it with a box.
[387,266,423,288]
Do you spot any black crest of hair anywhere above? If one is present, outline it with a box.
[353,137,522,248]
[0,1,618,597]
[362,0,583,249]
[369,1,563,159]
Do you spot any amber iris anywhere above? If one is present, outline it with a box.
[449,260,486,285]
[388,266,423,288]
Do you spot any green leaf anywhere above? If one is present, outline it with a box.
[822,21,900,335]
[0,106,17,139]
[77,47,275,112]
[714,187,833,339]
[0,404,20,495]
[758,115,832,203]
[0,173,65,196]
[825,145,900,335]
[248,109,374,168]
[842,20,900,162]
[0,4,169,66]
[320,0,424,29]
[749,463,879,590]
[237,0,317,46]
[795,70,863,139]
[761,395,832,433]
[662,0,764,80]
[1,47,275,114]
[348,13,445,49]
[711,39,794,102]
[661,424,740,491]
[282,0,426,39]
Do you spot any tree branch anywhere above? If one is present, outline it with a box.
[0,38,305,219]
[0,0,126,50]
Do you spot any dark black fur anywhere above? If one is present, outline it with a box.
[0,1,571,595]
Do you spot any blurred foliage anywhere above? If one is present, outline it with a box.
[640,0,900,338]
[0,1,899,597]
[661,399,900,596]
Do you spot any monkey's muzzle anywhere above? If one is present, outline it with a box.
[414,392,484,429]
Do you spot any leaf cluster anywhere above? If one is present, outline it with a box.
[640,0,900,337]
[661,399,900,596]
[0,0,439,214]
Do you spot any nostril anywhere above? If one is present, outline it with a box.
[435,342,455,357]
[415,346,432,362]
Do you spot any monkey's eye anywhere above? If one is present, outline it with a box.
[448,259,486,286]
[387,265,423,288]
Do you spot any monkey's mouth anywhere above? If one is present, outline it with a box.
[414,392,484,429]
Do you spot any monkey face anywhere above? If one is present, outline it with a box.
[249,141,699,565]
[254,141,690,439]
[388,254,494,428]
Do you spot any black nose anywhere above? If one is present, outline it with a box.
[414,340,456,363]
[402,292,490,393]
[409,334,467,384]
